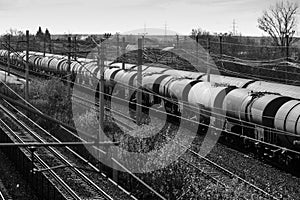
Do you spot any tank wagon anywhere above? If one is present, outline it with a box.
[1,49,300,168]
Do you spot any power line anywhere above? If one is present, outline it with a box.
[2,53,300,152]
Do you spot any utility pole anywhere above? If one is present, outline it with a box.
[219,35,223,58]
[67,36,71,97]
[16,39,19,52]
[196,34,199,68]
[281,30,294,61]
[116,33,120,58]
[100,42,105,137]
[232,19,236,36]
[25,30,29,101]
[144,23,147,36]
[164,22,168,44]
[49,40,53,53]
[285,33,289,84]
[142,35,145,49]
[285,34,289,61]
[73,36,77,60]
[7,34,11,77]
[43,35,46,56]
[207,37,211,82]
[176,34,179,49]
[137,38,143,125]
[96,40,105,171]
[122,37,126,70]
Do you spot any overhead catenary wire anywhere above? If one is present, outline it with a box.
[3,56,299,153]
[2,38,300,138]
[169,46,300,80]
[195,37,300,49]
[3,39,300,84]
[94,82,300,140]
[0,49,298,199]
[67,60,299,129]
[0,75,284,200]
[71,78,300,164]
[59,69,300,149]
[6,34,300,52]
[2,43,300,137]
[5,55,299,141]
[0,52,167,200]
[70,87,291,200]
[2,48,300,131]
[157,47,300,82]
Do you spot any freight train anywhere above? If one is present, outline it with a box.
[0,49,299,169]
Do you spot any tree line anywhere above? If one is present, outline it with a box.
[192,0,299,48]
[190,0,299,60]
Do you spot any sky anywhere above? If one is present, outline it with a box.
[0,0,299,36]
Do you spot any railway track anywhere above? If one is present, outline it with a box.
[0,101,135,200]
[72,94,134,132]
[0,191,5,200]
[149,113,280,199]
[0,59,290,199]
[179,144,280,199]
[2,59,143,133]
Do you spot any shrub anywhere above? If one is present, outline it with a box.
[29,78,73,125]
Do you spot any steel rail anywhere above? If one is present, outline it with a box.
[0,117,82,200]
[0,103,114,200]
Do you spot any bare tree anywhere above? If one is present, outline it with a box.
[258,1,298,46]
[190,28,210,39]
